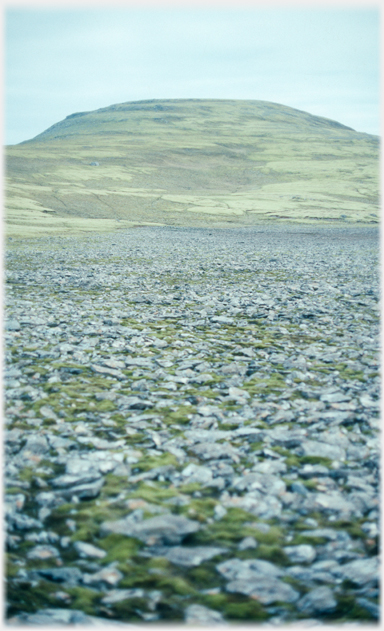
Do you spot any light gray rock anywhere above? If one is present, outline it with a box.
[297,586,337,614]
[297,439,345,461]
[26,545,60,560]
[83,566,124,587]
[158,545,227,567]
[52,473,102,488]
[62,478,104,500]
[100,513,200,545]
[181,463,213,485]
[339,557,379,586]
[74,541,107,559]
[283,544,316,564]
[21,435,50,455]
[101,589,145,604]
[6,319,21,331]
[185,604,227,625]
[238,536,258,550]
[217,558,284,581]
[7,608,130,626]
[192,442,239,461]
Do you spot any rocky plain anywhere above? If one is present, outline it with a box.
[4,223,380,626]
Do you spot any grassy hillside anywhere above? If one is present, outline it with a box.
[5,99,379,237]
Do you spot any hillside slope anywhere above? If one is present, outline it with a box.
[5,99,379,236]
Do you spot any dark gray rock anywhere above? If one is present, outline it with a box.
[34,567,83,585]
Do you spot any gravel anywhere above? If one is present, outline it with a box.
[4,224,380,625]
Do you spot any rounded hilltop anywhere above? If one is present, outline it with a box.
[5,99,379,237]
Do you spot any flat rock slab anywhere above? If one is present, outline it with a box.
[225,577,300,605]
[152,545,227,567]
[297,586,337,615]
[185,604,228,625]
[7,608,134,626]
[100,513,200,546]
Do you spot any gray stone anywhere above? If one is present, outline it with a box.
[6,319,21,331]
[7,608,130,626]
[8,513,43,531]
[21,434,50,455]
[52,473,102,488]
[192,442,239,461]
[339,557,379,586]
[83,566,124,587]
[217,558,284,581]
[283,544,316,564]
[356,597,379,618]
[181,463,213,485]
[62,478,104,500]
[238,536,258,550]
[159,545,227,567]
[74,541,107,559]
[297,586,337,614]
[35,567,83,585]
[185,604,227,625]
[100,513,200,545]
[101,588,145,604]
[225,578,299,605]
[297,439,346,461]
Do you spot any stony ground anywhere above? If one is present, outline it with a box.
[4,225,380,626]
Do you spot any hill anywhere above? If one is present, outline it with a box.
[5,99,379,237]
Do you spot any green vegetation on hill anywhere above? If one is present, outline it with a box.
[5,99,379,237]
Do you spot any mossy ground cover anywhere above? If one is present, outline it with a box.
[5,99,379,238]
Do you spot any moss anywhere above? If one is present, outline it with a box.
[5,557,20,578]
[135,452,178,472]
[106,597,149,620]
[162,407,193,425]
[187,507,254,546]
[100,474,131,498]
[93,399,116,413]
[332,519,366,540]
[6,579,58,616]
[128,482,178,503]
[147,556,172,571]
[298,455,333,467]
[222,596,268,621]
[120,563,196,597]
[156,575,197,597]
[331,594,376,622]
[253,544,288,565]
[178,497,217,523]
[178,482,204,494]
[187,564,221,589]
[290,533,327,546]
[285,455,301,468]
[18,467,36,483]
[98,534,142,564]
[248,441,265,452]
[244,525,283,546]
[66,586,102,616]
[219,422,242,431]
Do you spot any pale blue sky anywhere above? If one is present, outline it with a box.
[5,7,380,144]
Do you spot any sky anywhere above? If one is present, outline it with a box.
[5,6,380,145]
